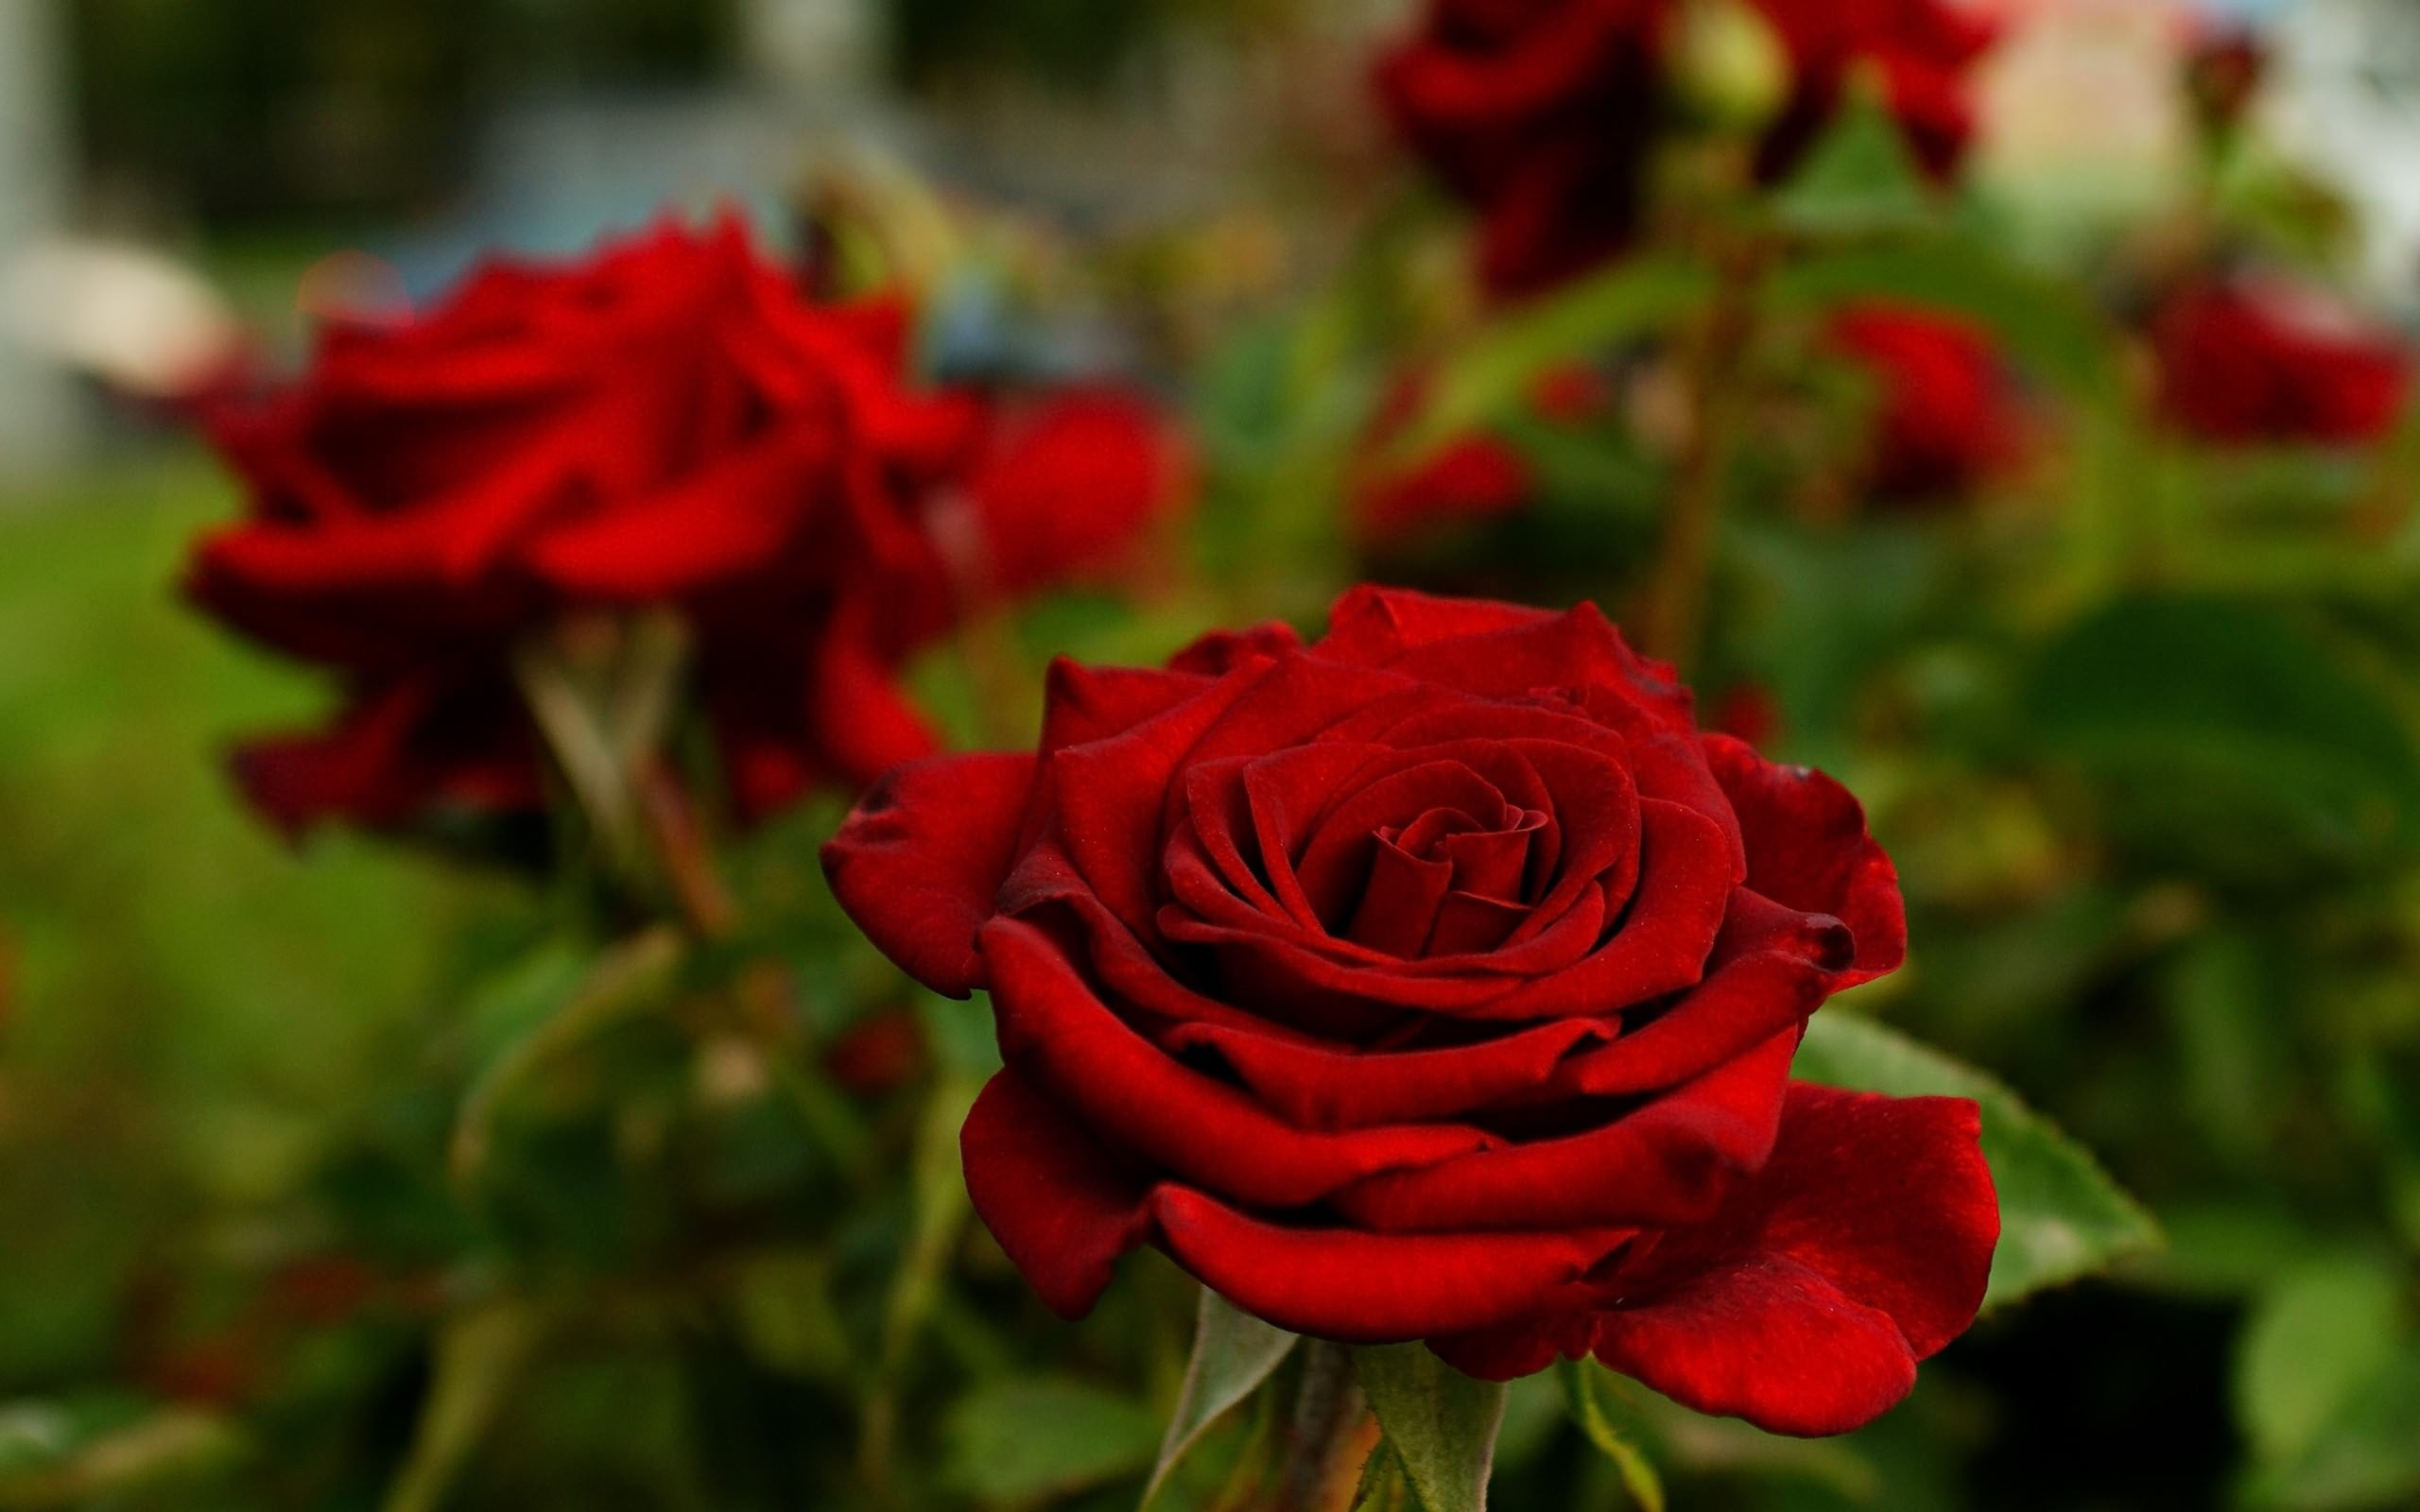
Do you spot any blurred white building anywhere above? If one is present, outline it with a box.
[0,0,84,483]
[2269,0,2420,310]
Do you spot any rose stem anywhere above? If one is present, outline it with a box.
[1275,1339,1382,1512]
[1643,231,1769,676]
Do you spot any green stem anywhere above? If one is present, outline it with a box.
[1276,1340,1378,1512]
[1643,234,1767,676]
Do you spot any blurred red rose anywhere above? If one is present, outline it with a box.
[188,217,1180,840]
[1378,0,1996,298]
[2153,281,2412,448]
[1354,365,1609,544]
[824,586,1996,1433]
[1749,0,1998,185]
[1826,301,2025,503]
[936,388,1192,601]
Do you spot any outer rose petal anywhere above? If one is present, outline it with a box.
[232,674,541,836]
[1703,734,1905,987]
[1433,1085,1996,1437]
[1150,1185,1633,1344]
[821,751,1038,997]
[960,1070,1153,1318]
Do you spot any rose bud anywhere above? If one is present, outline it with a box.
[825,587,1997,1434]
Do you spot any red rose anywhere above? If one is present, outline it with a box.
[825,587,1996,1433]
[1377,0,1995,298]
[2153,281,2411,448]
[1749,0,1997,185]
[1825,301,2024,503]
[935,388,1192,602]
[1376,0,1673,298]
[187,215,985,835]
[1354,366,1609,544]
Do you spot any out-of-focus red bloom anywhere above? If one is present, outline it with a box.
[1375,0,1671,299]
[1377,0,1996,299]
[1825,302,2025,503]
[939,389,1192,601]
[2153,281,2412,448]
[1711,680,1785,750]
[186,216,1184,842]
[824,1007,931,1098]
[1749,0,1999,185]
[1355,365,1610,544]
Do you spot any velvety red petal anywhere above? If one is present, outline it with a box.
[960,1070,1154,1319]
[981,917,1500,1207]
[1150,1185,1631,1343]
[1325,1027,1795,1231]
[1703,735,1905,987]
[821,751,1039,998]
[1156,1014,1613,1131]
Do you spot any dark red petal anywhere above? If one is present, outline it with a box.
[961,1070,1153,1319]
[1158,1015,1615,1131]
[821,750,1038,998]
[1326,1028,1796,1231]
[1150,1185,1631,1343]
[1314,586,1559,665]
[1444,1085,1997,1434]
[980,917,1499,1207]
[1703,735,1905,987]
[526,430,823,599]
[1038,656,1217,758]
[1166,621,1303,677]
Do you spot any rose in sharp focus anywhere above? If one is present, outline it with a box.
[824,587,1997,1434]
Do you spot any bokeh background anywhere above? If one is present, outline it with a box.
[4,1,2420,1508]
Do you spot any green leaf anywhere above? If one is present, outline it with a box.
[941,1377,1162,1504]
[2243,1346,2420,1511]
[1769,76,1935,238]
[1793,1011,2160,1308]
[2028,595,2419,877]
[1353,1344,1509,1512]
[1141,1289,1299,1508]
[382,1301,545,1512]
[1392,253,1716,461]
[1557,1360,1666,1512]
[2237,1254,2407,1468]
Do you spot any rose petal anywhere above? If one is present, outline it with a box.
[1158,1014,1616,1130]
[1326,1027,1796,1231]
[981,916,1500,1207]
[1150,1185,1632,1343]
[821,750,1038,997]
[961,1069,1154,1319]
[1703,734,1905,987]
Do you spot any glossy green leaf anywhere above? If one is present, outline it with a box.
[1353,1344,1509,1512]
[941,1377,1163,1504]
[1141,1289,1299,1508]
[1794,1011,2160,1308]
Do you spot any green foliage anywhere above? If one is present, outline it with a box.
[1142,1291,1297,1508]
[940,1376,1163,1503]
[1353,1345,1508,1512]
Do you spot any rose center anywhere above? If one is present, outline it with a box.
[1342,802,1547,958]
